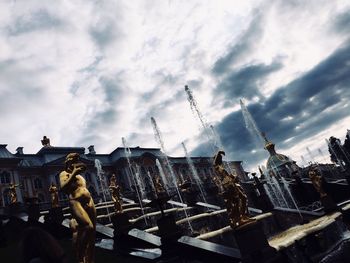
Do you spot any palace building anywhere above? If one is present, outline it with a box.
[0,137,247,207]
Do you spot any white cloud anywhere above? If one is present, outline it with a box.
[0,0,349,174]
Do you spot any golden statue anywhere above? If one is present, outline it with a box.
[59,153,96,263]
[308,168,327,198]
[109,174,123,214]
[153,176,165,195]
[49,182,60,208]
[9,183,19,204]
[213,151,255,229]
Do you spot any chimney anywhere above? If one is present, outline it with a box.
[88,145,96,155]
[16,147,24,155]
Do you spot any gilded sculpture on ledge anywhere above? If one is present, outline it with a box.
[213,150,255,229]
[49,182,60,208]
[59,153,96,263]
[153,176,165,196]
[109,174,123,214]
[308,167,327,198]
[9,182,19,204]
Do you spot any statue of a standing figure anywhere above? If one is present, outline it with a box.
[308,167,327,198]
[9,183,19,204]
[49,183,60,208]
[213,151,255,229]
[109,174,123,214]
[59,153,96,263]
[153,176,165,196]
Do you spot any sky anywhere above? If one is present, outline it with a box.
[0,0,349,171]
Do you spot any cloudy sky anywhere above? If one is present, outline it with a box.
[0,0,349,170]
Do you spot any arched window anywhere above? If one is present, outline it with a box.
[0,171,11,184]
[34,178,43,189]
[3,189,10,206]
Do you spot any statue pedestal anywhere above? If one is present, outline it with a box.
[233,221,279,263]
[112,213,131,236]
[321,195,338,214]
[8,202,24,217]
[45,207,64,224]
[27,204,40,221]
[183,190,198,206]
[157,214,182,242]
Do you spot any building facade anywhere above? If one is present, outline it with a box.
[0,139,247,207]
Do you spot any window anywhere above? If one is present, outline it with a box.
[0,171,11,184]
[34,178,43,189]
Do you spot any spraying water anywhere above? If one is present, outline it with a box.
[240,99,301,216]
[122,137,148,224]
[326,138,346,170]
[306,147,315,163]
[185,85,234,176]
[94,159,111,221]
[240,99,266,147]
[181,141,208,203]
[147,171,156,194]
[185,85,214,151]
[300,155,307,167]
[155,159,170,194]
[151,117,194,233]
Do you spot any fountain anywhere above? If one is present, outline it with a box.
[156,159,171,194]
[326,138,346,171]
[181,141,208,204]
[240,99,302,214]
[94,159,111,221]
[151,116,194,233]
[240,99,265,148]
[185,85,216,153]
[122,137,147,225]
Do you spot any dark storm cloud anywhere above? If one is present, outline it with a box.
[212,10,264,75]
[332,10,350,35]
[193,40,350,167]
[7,9,62,36]
[136,69,195,127]
[215,61,283,103]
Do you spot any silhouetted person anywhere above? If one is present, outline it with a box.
[19,227,66,263]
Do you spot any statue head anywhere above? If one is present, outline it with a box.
[65,153,80,169]
[110,174,116,184]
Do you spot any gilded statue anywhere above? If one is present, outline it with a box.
[213,151,255,229]
[109,174,123,213]
[308,168,327,198]
[9,183,19,204]
[49,182,60,208]
[153,176,165,195]
[59,153,96,263]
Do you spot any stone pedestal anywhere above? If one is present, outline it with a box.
[0,219,6,247]
[321,195,338,214]
[157,214,182,242]
[45,207,64,224]
[183,190,199,206]
[112,213,131,236]
[27,204,40,221]
[157,214,183,259]
[233,221,279,263]
[8,202,24,217]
